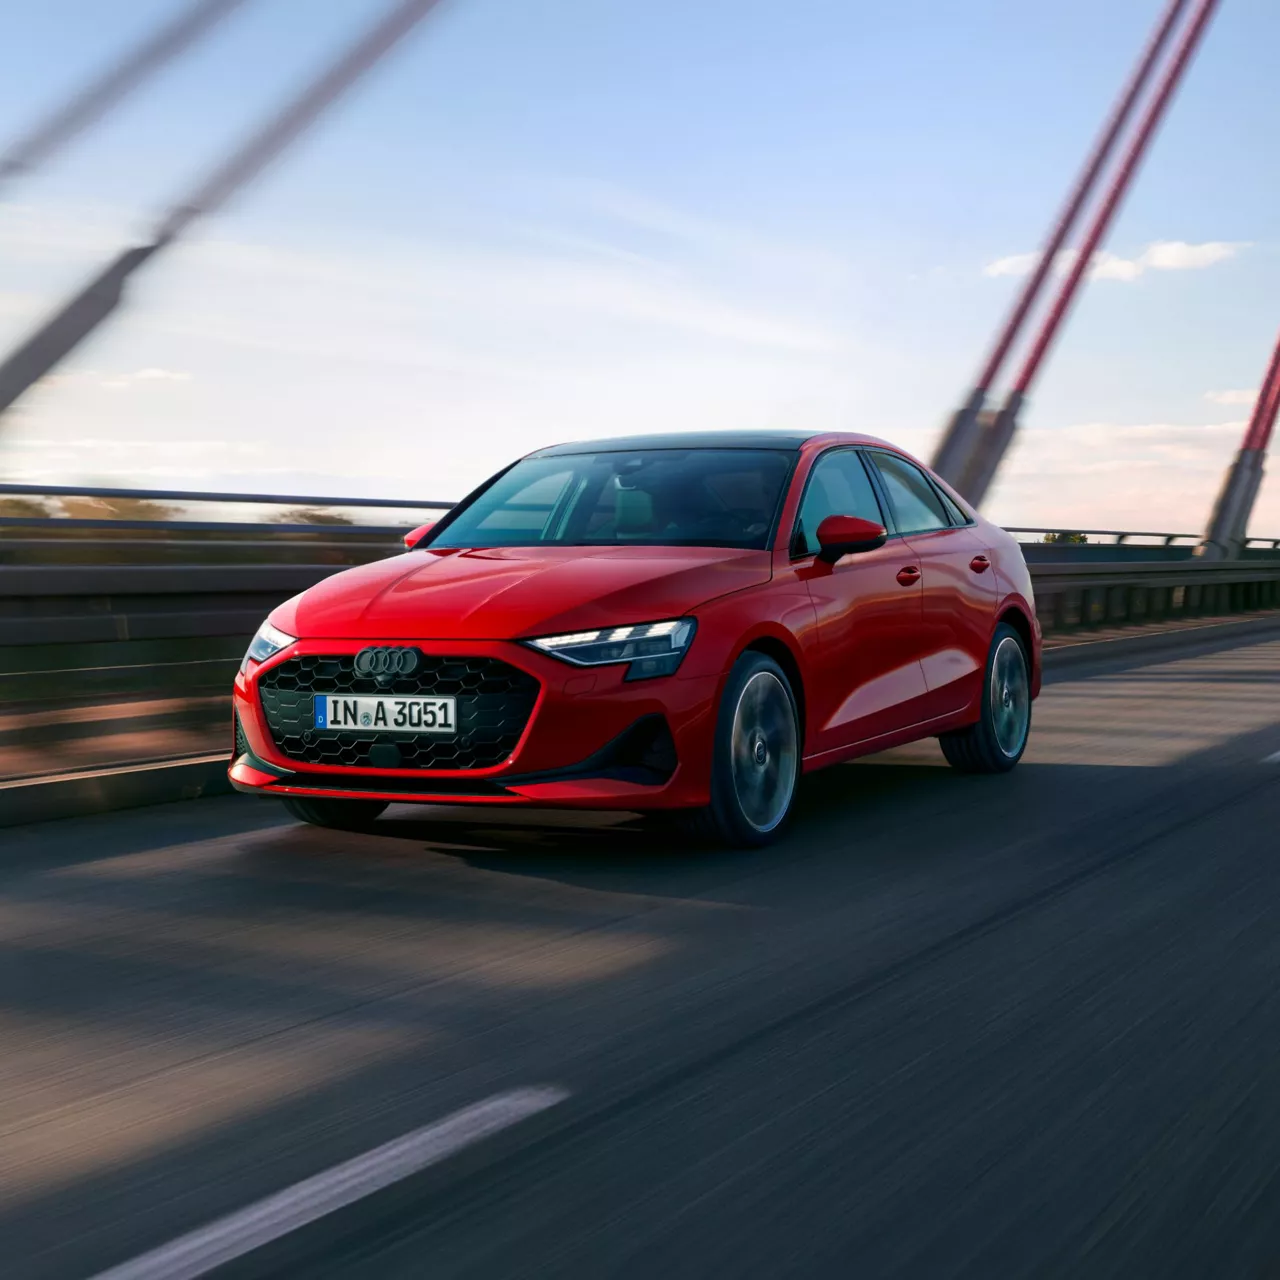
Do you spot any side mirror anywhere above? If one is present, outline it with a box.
[403,520,436,549]
[816,514,887,562]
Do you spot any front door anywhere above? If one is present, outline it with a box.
[866,450,997,717]
[792,448,932,755]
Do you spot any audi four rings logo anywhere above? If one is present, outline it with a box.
[353,646,420,677]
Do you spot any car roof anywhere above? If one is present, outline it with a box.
[529,430,894,457]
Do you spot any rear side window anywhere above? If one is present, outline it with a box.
[792,450,884,556]
[936,488,970,526]
[868,452,950,535]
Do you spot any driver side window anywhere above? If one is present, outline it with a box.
[792,450,885,557]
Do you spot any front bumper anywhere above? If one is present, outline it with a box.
[230,637,720,810]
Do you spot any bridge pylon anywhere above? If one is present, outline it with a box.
[1200,330,1280,560]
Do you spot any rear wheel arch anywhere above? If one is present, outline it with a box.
[998,604,1035,681]
[939,620,1031,774]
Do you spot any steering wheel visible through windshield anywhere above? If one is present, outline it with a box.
[426,449,794,551]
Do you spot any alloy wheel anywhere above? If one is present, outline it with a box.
[990,635,1030,759]
[729,670,799,833]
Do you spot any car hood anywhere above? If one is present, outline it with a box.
[275,545,772,641]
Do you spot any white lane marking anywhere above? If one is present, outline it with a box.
[1264,750,1280,764]
[93,1086,569,1280]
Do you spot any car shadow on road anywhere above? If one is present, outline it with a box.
[266,744,1010,896]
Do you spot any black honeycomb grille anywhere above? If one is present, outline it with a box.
[258,652,539,771]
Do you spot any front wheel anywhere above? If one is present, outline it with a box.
[682,652,801,847]
[282,796,388,831]
[939,623,1031,773]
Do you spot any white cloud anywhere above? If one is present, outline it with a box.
[984,240,1246,283]
[1205,388,1257,406]
[983,252,1041,279]
[99,368,192,391]
[0,290,42,318]
[1141,241,1240,271]
[0,202,133,259]
[983,418,1280,536]
[9,437,255,452]
[1086,251,1143,282]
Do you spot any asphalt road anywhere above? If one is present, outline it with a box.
[3,632,1280,1278]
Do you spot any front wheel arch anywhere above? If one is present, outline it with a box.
[679,649,802,846]
[739,634,807,751]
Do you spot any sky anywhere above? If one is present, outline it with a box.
[1,0,1279,534]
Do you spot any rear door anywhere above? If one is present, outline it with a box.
[865,450,997,717]
[792,448,932,755]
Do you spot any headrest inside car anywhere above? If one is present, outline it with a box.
[615,486,654,534]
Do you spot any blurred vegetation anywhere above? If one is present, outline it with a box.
[273,507,354,525]
[1043,531,1088,544]
[61,496,178,521]
[0,497,53,519]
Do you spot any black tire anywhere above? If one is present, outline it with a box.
[939,622,1031,774]
[282,796,388,831]
[679,651,801,847]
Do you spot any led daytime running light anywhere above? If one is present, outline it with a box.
[526,618,694,669]
[240,620,296,672]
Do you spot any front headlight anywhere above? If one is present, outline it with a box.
[525,618,696,681]
[240,620,296,673]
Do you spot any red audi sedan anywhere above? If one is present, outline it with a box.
[230,432,1040,845]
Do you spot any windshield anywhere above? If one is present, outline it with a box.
[427,449,794,551]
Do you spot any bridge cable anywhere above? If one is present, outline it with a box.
[949,0,1223,508]
[0,0,446,423]
[0,0,251,195]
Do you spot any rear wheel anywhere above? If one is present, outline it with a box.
[939,623,1031,773]
[682,652,800,847]
[282,796,388,831]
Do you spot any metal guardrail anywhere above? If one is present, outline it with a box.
[1007,526,1201,546]
[0,482,454,508]
[1013,527,1274,547]
[1029,558,1280,630]
[0,484,451,567]
[1009,527,1280,552]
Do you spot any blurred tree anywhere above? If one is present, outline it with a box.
[61,496,177,521]
[273,507,354,525]
[1043,531,1088,544]
[0,497,52,518]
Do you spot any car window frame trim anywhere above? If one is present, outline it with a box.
[863,447,964,538]
[786,445,902,562]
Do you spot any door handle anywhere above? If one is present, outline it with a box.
[969,555,991,574]
[896,565,921,586]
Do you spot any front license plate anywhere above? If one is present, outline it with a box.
[314,694,456,734]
